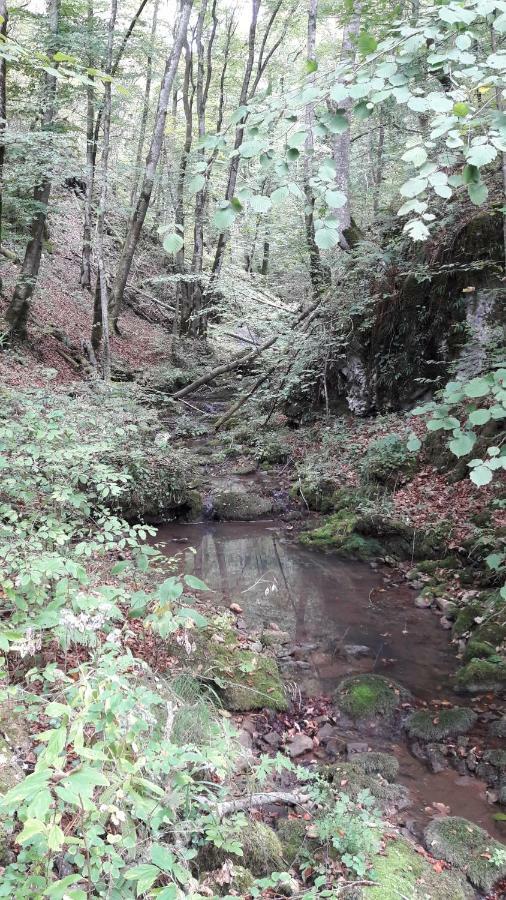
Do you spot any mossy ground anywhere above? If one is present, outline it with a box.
[404,707,477,741]
[424,816,506,893]
[349,752,399,782]
[454,657,506,693]
[321,761,410,813]
[335,674,410,721]
[361,838,474,899]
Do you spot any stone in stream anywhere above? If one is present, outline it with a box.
[334,674,411,723]
[286,733,313,757]
[404,707,477,742]
[209,487,273,521]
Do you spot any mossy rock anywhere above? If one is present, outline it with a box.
[176,625,288,712]
[462,639,496,663]
[489,716,506,738]
[424,816,506,893]
[276,818,317,867]
[349,751,399,782]
[454,657,506,693]
[204,864,255,897]
[335,674,410,722]
[416,557,461,574]
[290,477,338,513]
[118,448,195,523]
[300,510,383,559]
[360,838,474,900]
[196,820,284,878]
[359,434,417,488]
[321,761,410,813]
[257,437,290,466]
[452,603,482,638]
[210,488,273,521]
[404,707,477,742]
[482,749,506,772]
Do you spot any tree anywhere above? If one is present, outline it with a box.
[6,0,60,339]
[0,0,7,293]
[109,0,193,330]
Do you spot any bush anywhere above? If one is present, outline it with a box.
[359,434,416,487]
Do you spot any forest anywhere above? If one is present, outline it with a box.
[0,0,505,897]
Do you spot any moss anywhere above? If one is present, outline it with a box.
[454,657,506,693]
[210,488,273,521]
[219,653,287,711]
[321,761,410,812]
[335,674,410,721]
[257,437,289,466]
[300,509,383,558]
[196,820,284,878]
[350,752,399,782]
[482,749,506,771]
[416,557,461,574]
[489,716,506,738]
[205,864,255,896]
[362,838,474,900]
[276,818,316,867]
[290,477,338,513]
[404,707,477,742]
[424,816,506,893]
[118,447,195,522]
[462,639,496,663]
[452,604,482,638]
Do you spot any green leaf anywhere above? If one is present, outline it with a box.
[270,186,290,205]
[462,164,480,185]
[469,464,492,486]
[449,432,476,457]
[125,863,160,893]
[407,435,421,452]
[325,189,347,209]
[18,818,46,844]
[151,844,175,872]
[287,147,299,161]
[468,408,491,425]
[45,876,85,898]
[178,607,208,627]
[157,577,183,603]
[47,824,65,851]
[287,130,307,149]
[213,202,237,231]
[163,234,184,254]
[305,59,318,74]
[466,143,497,167]
[453,101,469,117]
[111,560,129,575]
[230,105,248,124]
[486,553,504,571]
[357,31,377,55]
[467,181,488,205]
[315,228,339,250]
[324,112,348,134]
[239,139,264,159]
[188,174,205,194]
[464,377,491,398]
[184,574,210,591]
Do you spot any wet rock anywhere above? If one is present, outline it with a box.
[440,616,453,630]
[466,748,478,772]
[262,731,281,749]
[426,745,448,773]
[404,707,477,742]
[286,734,313,757]
[415,594,432,609]
[318,723,340,743]
[435,597,458,618]
[424,816,506,894]
[210,488,273,521]
[343,644,372,658]
[334,674,411,723]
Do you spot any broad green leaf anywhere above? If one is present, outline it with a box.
[18,818,46,844]
[47,824,65,851]
[163,234,184,254]
[325,189,347,209]
[239,139,264,159]
[399,177,427,198]
[466,143,497,167]
[407,435,421,451]
[464,377,491,398]
[449,432,476,457]
[470,464,492,486]
[213,203,236,231]
[305,59,318,74]
[468,181,488,205]
[125,863,160,893]
[188,174,205,194]
[357,31,377,54]
[453,101,469,117]
[157,577,184,603]
[230,105,248,124]
[315,228,339,249]
[178,607,208,627]
[184,574,210,591]
[151,844,175,872]
[324,112,348,134]
[287,130,307,149]
[468,408,491,425]
[270,186,290,205]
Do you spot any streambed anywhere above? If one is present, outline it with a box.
[155,519,505,843]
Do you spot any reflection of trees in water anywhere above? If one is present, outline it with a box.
[179,529,377,644]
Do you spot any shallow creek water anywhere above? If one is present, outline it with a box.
[155,519,505,843]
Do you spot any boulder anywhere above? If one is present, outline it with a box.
[196,820,284,878]
[424,816,506,894]
[359,837,474,899]
[210,488,273,521]
[404,707,477,742]
[334,674,411,723]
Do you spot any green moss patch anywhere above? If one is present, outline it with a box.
[321,761,410,813]
[196,820,284,878]
[424,816,506,893]
[362,838,474,899]
[335,674,410,721]
[349,752,399,782]
[462,639,496,663]
[454,657,506,693]
[404,707,477,742]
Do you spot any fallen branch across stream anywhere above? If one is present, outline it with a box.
[215,790,310,818]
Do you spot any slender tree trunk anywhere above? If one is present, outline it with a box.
[90,0,117,379]
[330,2,360,248]
[491,21,506,269]
[303,0,329,298]
[261,235,270,276]
[80,0,95,289]
[372,119,384,217]
[6,0,60,338]
[0,0,7,294]
[174,40,194,336]
[130,0,159,208]
[109,0,193,330]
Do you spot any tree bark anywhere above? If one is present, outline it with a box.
[109,0,193,330]
[6,0,60,338]
[330,2,361,248]
[174,38,195,336]
[80,0,95,289]
[90,0,117,380]
[129,0,160,208]
[0,0,7,294]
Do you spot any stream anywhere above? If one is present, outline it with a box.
[155,519,505,843]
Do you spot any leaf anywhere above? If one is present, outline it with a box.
[403,218,430,241]
[213,202,236,231]
[184,574,210,591]
[163,234,184,254]
[407,435,422,451]
[239,139,264,158]
[18,818,46,844]
[125,863,160,893]
[151,843,175,872]
[178,607,208,627]
[314,228,339,249]
[305,59,318,74]
[399,177,427,198]
[230,105,248,124]
[468,408,491,425]
[466,143,497,167]
[45,875,87,898]
[157,577,184,603]
[453,101,469,117]
[287,130,307,149]
[47,824,65,851]
[111,560,129,575]
[325,189,347,209]
[357,31,377,54]
[188,174,205,194]
[324,112,348,134]
[464,377,491,398]
[462,164,480,185]
[449,432,476,458]
[469,464,492,486]
[270,186,290,205]
[468,181,488,205]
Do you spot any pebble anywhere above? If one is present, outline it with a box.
[415,594,432,609]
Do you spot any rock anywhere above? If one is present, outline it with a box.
[415,594,432,609]
[262,731,281,749]
[424,816,506,894]
[343,644,372,658]
[334,674,411,723]
[321,760,410,815]
[286,734,313,757]
[360,837,474,899]
[440,616,453,630]
[210,488,273,521]
[489,715,506,738]
[454,657,506,693]
[404,707,477,742]
[349,751,400,782]
[196,820,284,878]
[261,629,291,648]
[426,745,448,773]
[237,729,253,750]
[435,597,458,617]
[317,723,340,743]
[346,741,369,757]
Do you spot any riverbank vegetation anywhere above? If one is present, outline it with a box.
[0,0,505,896]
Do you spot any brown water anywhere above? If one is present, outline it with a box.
[155,520,506,843]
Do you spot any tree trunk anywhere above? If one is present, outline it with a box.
[0,0,7,294]
[6,0,60,338]
[130,0,160,208]
[80,0,95,290]
[90,0,117,380]
[330,2,360,248]
[109,0,193,330]
[175,39,195,336]
[372,119,384,217]
[303,0,329,298]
